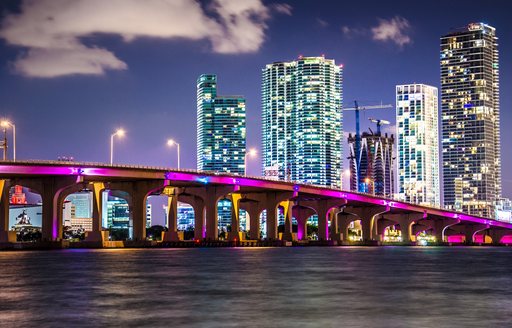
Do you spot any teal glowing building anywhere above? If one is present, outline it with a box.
[261,56,343,188]
[196,74,247,232]
[197,74,246,174]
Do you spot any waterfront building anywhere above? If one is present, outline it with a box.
[396,84,440,206]
[496,198,512,223]
[196,74,246,174]
[441,23,501,218]
[177,202,195,231]
[65,193,92,218]
[196,74,247,232]
[10,185,27,204]
[105,197,130,230]
[262,55,343,188]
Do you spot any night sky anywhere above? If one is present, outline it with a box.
[0,0,510,198]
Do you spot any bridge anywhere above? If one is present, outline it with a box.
[1,160,512,246]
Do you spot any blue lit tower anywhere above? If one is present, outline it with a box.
[440,23,501,218]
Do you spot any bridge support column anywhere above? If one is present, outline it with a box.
[433,218,459,243]
[293,206,315,241]
[489,228,511,245]
[131,191,147,241]
[162,187,181,242]
[464,224,489,244]
[0,180,15,243]
[262,192,294,240]
[330,210,342,241]
[345,206,388,242]
[85,182,106,242]
[178,193,205,240]
[188,185,236,241]
[383,213,424,243]
[280,200,294,241]
[109,180,166,242]
[25,176,78,241]
[338,212,357,242]
[228,193,242,241]
[299,199,346,241]
[246,204,261,240]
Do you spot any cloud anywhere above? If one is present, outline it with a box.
[0,0,286,78]
[371,16,411,47]
[272,3,293,16]
[341,26,367,38]
[317,18,329,28]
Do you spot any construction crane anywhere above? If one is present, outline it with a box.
[344,101,393,192]
[368,118,391,135]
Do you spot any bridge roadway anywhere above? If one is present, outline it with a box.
[1,160,512,245]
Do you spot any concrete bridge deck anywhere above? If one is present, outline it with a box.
[1,160,512,247]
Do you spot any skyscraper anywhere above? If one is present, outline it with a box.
[197,74,246,174]
[262,56,343,188]
[440,23,501,218]
[396,84,440,206]
[196,74,247,232]
[347,122,395,197]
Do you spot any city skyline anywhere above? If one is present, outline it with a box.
[0,0,511,199]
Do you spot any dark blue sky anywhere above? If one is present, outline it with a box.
[0,0,510,197]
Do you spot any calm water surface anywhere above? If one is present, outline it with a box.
[0,247,511,327]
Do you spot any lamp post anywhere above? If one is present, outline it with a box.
[167,139,180,170]
[1,120,15,161]
[244,148,257,176]
[365,177,375,195]
[110,128,125,165]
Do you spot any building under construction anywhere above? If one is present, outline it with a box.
[347,121,395,197]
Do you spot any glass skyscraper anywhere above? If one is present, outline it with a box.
[196,74,246,174]
[396,84,440,206]
[262,56,343,188]
[196,74,247,232]
[440,23,501,218]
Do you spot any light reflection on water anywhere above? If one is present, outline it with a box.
[1,247,511,327]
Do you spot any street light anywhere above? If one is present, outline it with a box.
[244,148,257,176]
[110,128,125,165]
[167,139,180,170]
[1,120,15,161]
[365,177,375,195]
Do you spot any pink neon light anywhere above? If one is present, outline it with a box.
[500,235,512,244]
[447,235,465,243]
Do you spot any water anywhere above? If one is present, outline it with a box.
[0,247,511,328]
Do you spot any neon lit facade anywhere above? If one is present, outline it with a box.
[262,56,343,188]
[440,23,501,218]
[396,84,440,206]
[197,74,246,174]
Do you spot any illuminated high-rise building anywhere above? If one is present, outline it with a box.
[196,74,246,174]
[396,84,440,206]
[196,74,247,232]
[440,23,501,218]
[262,56,343,188]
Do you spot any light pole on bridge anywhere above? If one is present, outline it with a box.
[1,120,15,161]
[110,128,125,165]
[244,148,257,176]
[167,139,180,170]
